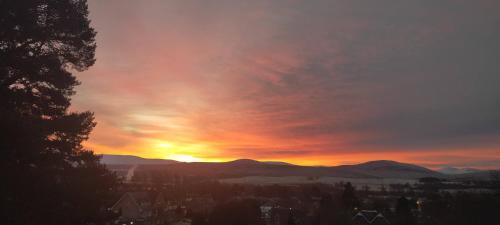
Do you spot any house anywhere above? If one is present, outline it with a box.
[353,210,390,225]
[111,192,166,225]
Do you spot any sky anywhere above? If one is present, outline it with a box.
[73,0,500,169]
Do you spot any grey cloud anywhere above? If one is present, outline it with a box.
[233,0,500,150]
[83,0,500,165]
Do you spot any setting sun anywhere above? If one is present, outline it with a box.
[167,154,200,163]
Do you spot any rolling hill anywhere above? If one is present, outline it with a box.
[100,154,178,165]
[101,154,443,179]
[437,167,481,175]
[337,160,443,179]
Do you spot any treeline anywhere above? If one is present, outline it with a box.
[1,1,118,225]
[420,192,500,225]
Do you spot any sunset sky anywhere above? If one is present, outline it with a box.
[73,0,500,169]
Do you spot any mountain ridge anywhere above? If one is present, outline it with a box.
[438,166,481,175]
[100,154,442,179]
[100,154,178,165]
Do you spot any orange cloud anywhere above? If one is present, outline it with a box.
[73,0,500,169]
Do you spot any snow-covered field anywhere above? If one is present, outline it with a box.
[220,176,418,190]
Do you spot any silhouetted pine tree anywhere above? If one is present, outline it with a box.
[341,182,359,211]
[0,1,118,225]
[288,209,296,225]
[395,196,416,225]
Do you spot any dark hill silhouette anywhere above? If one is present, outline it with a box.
[438,166,481,174]
[101,154,443,179]
[452,170,500,181]
[224,158,295,166]
[337,160,443,179]
[101,154,178,165]
[225,159,261,165]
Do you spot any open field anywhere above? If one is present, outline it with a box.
[220,176,418,190]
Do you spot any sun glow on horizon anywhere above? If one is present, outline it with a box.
[154,140,222,162]
[166,154,200,162]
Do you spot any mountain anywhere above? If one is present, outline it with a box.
[452,170,500,181]
[100,154,178,165]
[100,154,442,179]
[224,159,295,166]
[262,161,295,166]
[162,160,439,179]
[438,167,481,175]
[338,160,443,179]
[224,159,262,165]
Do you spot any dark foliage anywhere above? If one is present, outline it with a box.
[341,182,359,211]
[314,183,357,225]
[209,199,262,225]
[0,1,118,224]
[394,196,416,225]
[421,192,500,225]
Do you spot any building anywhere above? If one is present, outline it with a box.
[111,192,166,225]
[353,210,390,225]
